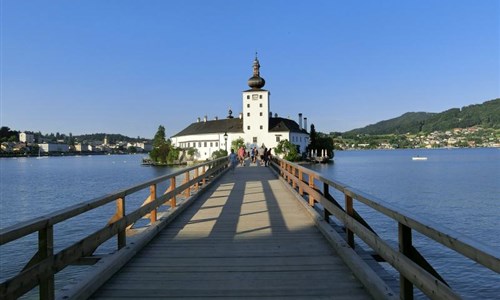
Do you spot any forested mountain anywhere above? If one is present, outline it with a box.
[344,98,499,136]
[74,133,147,143]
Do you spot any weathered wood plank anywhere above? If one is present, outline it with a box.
[90,166,372,299]
[94,287,369,299]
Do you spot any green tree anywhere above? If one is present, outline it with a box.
[316,136,334,156]
[231,138,245,152]
[167,147,180,163]
[152,125,167,148]
[307,124,334,157]
[67,133,75,146]
[127,146,137,154]
[212,149,228,159]
[150,125,170,163]
[187,147,197,157]
[0,127,18,143]
[309,124,317,151]
[275,139,300,161]
[150,144,170,164]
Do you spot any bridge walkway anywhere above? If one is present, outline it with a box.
[91,163,371,299]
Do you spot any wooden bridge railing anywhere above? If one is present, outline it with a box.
[272,157,499,300]
[0,157,228,300]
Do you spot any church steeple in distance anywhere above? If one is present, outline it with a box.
[247,53,266,89]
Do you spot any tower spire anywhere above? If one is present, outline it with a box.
[248,54,265,89]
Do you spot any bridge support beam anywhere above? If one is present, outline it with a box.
[39,226,54,300]
[399,223,413,300]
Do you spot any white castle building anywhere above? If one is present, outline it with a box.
[171,56,310,160]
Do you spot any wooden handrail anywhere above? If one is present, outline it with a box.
[271,157,500,300]
[0,157,229,300]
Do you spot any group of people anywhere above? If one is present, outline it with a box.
[229,145,272,171]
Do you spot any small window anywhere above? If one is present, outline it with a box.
[198,142,201,147]
[210,142,213,147]
[247,112,250,117]
[259,95,262,99]
[260,125,263,130]
[259,112,263,116]
[247,126,250,130]
[259,103,263,107]
[247,95,250,99]
[276,136,281,142]
[253,137,257,143]
[215,142,218,147]
[247,104,250,108]
[204,142,207,147]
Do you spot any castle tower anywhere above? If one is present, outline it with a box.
[242,54,270,147]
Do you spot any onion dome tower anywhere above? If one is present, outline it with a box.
[242,54,270,148]
[247,54,266,89]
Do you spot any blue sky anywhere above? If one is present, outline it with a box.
[1,1,498,139]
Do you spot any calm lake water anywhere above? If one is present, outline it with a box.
[1,149,499,299]
[307,147,499,299]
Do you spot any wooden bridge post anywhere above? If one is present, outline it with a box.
[345,194,354,248]
[286,163,290,182]
[399,223,414,300]
[170,178,177,208]
[308,174,315,206]
[116,197,126,249]
[298,169,304,195]
[323,183,332,221]
[194,167,199,191]
[292,166,297,189]
[39,225,54,300]
[184,171,190,198]
[287,164,292,184]
[149,184,157,224]
[202,166,207,185]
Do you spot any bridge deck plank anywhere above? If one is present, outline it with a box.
[91,165,371,299]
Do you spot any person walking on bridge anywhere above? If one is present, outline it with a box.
[258,145,265,166]
[238,146,246,166]
[228,149,238,172]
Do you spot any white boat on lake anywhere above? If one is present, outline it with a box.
[412,156,428,161]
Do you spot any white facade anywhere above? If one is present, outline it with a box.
[173,131,238,161]
[242,89,270,148]
[170,56,309,160]
[126,142,152,152]
[19,132,35,144]
[39,143,70,153]
[75,143,93,152]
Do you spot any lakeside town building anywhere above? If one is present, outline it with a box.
[19,132,35,144]
[171,56,310,160]
[39,143,70,153]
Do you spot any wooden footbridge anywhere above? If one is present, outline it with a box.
[1,157,499,299]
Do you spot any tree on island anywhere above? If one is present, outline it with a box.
[150,125,174,164]
[307,124,334,158]
[274,139,300,161]
[309,124,317,150]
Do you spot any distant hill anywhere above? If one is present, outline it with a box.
[343,98,500,136]
[74,133,148,143]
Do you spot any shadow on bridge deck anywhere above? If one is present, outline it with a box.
[91,163,371,299]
